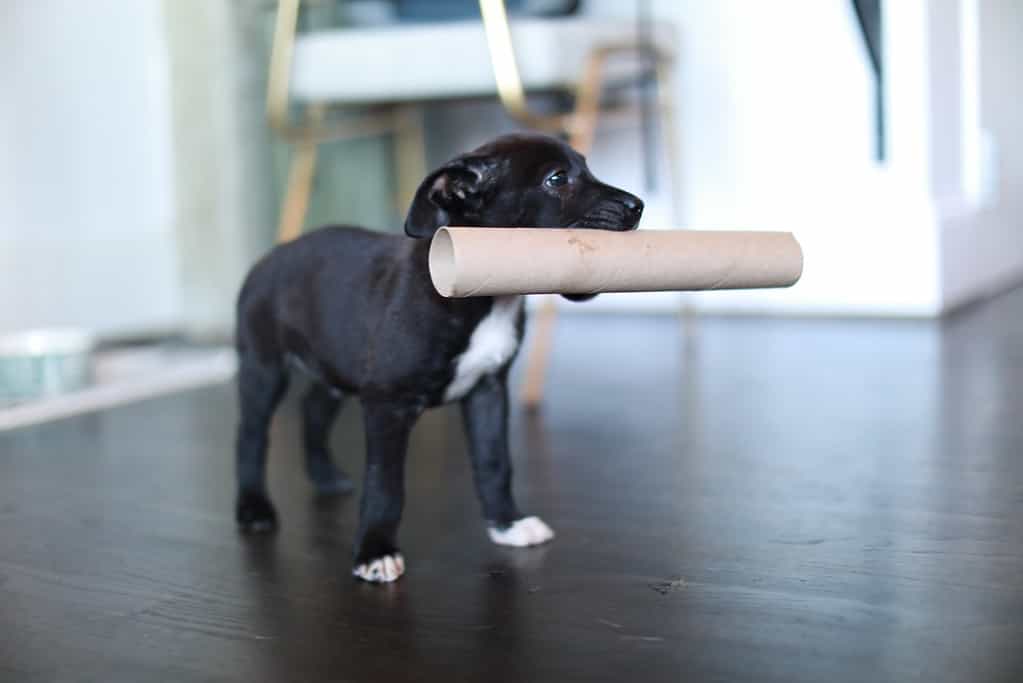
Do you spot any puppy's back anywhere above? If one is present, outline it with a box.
[235,226,405,357]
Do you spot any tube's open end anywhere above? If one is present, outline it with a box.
[428,227,456,297]
[792,236,805,285]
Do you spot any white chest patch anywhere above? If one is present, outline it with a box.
[443,296,523,402]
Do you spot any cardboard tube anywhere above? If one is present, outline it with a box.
[429,228,803,298]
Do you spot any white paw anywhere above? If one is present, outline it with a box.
[353,553,405,583]
[488,516,555,547]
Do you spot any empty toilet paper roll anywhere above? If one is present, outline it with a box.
[429,227,804,298]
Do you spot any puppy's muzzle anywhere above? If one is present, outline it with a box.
[619,194,644,228]
[574,190,644,231]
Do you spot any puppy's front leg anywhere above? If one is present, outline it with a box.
[461,374,555,547]
[352,400,418,583]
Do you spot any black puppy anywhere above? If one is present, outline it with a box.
[235,133,643,582]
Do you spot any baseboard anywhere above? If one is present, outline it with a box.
[941,270,1023,317]
[0,346,237,432]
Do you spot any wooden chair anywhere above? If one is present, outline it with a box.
[265,0,678,406]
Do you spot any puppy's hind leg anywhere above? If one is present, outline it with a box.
[302,382,355,495]
[235,354,289,532]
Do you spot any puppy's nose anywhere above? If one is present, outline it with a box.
[622,195,644,219]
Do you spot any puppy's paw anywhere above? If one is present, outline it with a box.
[236,492,278,533]
[353,554,405,583]
[488,516,555,547]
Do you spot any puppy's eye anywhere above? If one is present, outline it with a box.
[545,170,568,188]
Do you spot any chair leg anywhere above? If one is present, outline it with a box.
[277,138,319,244]
[517,49,608,410]
[519,295,558,409]
[276,104,328,244]
[392,105,427,221]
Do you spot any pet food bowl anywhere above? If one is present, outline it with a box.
[0,328,95,402]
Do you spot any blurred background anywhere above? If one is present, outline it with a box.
[0,0,1020,416]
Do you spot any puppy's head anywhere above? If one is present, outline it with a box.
[404,134,643,239]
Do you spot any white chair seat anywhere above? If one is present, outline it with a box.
[291,17,675,103]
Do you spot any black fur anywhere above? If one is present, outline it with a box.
[234,133,642,578]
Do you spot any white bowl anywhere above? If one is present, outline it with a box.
[0,328,96,400]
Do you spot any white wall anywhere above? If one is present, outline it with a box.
[938,0,1023,310]
[577,0,943,316]
[0,0,182,336]
[582,0,1023,317]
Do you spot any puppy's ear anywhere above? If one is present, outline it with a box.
[404,157,494,239]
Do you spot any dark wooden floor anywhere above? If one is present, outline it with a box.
[3,291,1023,682]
